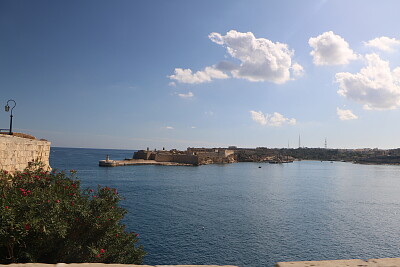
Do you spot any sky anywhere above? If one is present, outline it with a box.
[2,0,400,150]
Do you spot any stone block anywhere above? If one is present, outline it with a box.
[276,259,369,267]
[366,258,400,266]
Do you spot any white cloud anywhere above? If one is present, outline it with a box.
[168,81,176,87]
[165,126,174,130]
[169,66,228,84]
[336,53,400,110]
[336,108,358,120]
[250,110,267,125]
[250,111,296,127]
[178,92,194,98]
[291,63,304,78]
[191,126,196,129]
[209,30,303,83]
[364,36,400,52]
[309,31,358,65]
[204,111,214,116]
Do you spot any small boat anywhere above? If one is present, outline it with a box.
[269,160,282,164]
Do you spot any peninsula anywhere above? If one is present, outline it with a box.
[99,146,400,167]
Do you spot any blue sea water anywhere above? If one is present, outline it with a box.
[50,147,400,267]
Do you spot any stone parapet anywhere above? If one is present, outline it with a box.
[4,259,400,267]
[276,258,400,267]
[0,134,51,173]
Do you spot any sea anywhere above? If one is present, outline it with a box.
[50,147,400,267]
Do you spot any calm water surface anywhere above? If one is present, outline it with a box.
[50,147,400,267]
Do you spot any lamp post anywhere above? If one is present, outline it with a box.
[5,100,16,135]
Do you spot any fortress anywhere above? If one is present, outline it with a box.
[132,147,236,165]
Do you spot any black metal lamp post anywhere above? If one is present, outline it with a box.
[5,100,16,135]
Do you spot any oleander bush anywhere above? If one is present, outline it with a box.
[0,165,145,264]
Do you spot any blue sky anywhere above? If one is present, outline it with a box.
[2,0,400,149]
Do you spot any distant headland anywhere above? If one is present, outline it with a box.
[99,146,400,167]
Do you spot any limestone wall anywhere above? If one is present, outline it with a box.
[0,134,51,173]
[276,258,400,267]
[155,153,199,165]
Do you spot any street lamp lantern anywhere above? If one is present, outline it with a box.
[5,100,16,135]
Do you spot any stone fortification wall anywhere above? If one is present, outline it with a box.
[155,153,199,165]
[0,134,51,173]
[133,150,155,160]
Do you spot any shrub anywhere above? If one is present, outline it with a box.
[0,166,145,264]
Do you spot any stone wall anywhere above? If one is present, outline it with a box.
[276,258,400,267]
[0,134,51,173]
[3,258,400,267]
[155,153,199,165]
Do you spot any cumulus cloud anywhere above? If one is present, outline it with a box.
[336,53,400,110]
[210,30,303,83]
[169,30,303,85]
[336,108,358,120]
[169,66,228,84]
[178,92,194,98]
[364,36,400,52]
[165,126,174,130]
[309,31,358,65]
[250,111,296,127]
[168,81,176,87]
[291,63,305,78]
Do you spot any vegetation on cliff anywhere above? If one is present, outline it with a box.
[0,165,145,264]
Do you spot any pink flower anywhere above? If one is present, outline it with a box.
[115,234,119,237]
[56,200,60,203]
[25,224,30,230]
[95,254,101,258]
[71,202,75,206]
[5,206,9,209]
[99,249,105,253]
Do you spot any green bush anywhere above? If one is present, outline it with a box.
[0,166,145,264]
